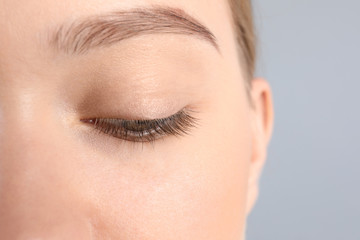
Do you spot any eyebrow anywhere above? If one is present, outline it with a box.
[48,5,220,55]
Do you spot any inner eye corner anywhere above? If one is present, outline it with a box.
[80,118,96,124]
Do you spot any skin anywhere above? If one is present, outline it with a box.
[0,0,273,239]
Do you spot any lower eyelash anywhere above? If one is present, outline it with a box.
[80,108,199,143]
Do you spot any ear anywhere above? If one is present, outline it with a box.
[245,77,274,216]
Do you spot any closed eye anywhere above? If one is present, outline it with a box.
[80,108,199,143]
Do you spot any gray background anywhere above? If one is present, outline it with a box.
[246,0,360,239]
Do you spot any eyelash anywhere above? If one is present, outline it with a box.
[80,108,199,143]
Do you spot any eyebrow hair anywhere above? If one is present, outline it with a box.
[48,5,220,55]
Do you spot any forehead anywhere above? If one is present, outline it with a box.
[0,0,234,57]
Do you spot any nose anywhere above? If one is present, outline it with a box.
[0,91,93,239]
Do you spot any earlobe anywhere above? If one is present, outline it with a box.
[245,77,274,216]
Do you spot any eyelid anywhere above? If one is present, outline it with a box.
[80,108,199,143]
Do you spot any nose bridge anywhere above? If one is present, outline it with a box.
[0,86,93,238]
[0,85,56,163]
[0,88,61,214]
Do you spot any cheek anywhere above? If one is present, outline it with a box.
[73,97,252,240]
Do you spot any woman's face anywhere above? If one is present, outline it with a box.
[0,0,273,239]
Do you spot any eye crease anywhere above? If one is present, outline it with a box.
[80,108,199,143]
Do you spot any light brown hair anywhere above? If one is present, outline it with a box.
[228,0,256,85]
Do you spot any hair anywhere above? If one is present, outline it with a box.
[227,0,256,87]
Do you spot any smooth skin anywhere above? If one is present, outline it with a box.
[0,0,273,239]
